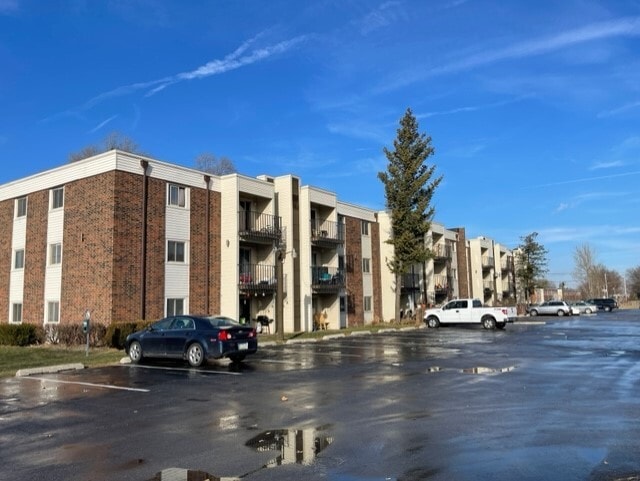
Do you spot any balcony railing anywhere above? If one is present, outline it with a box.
[311,266,344,293]
[311,220,344,248]
[401,273,420,291]
[501,257,514,271]
[432,244,452,261]
[238,264,276,293]
[239,211,282,244]
[481,256,494,269]
[483,280,494,292]
[434,274,451,294]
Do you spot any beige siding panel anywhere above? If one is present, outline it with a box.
[220,177,240,318]
[237,176,274,199]
[307,187,337,207]
[337,202,377,221]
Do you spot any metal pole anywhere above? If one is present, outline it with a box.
[276,250,284,341]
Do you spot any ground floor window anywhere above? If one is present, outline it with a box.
[166,298,184,316]
[47,301,60,323]
[364,296,372,312]
[11,303,22,323]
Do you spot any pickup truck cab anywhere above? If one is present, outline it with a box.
[424,298,510,330]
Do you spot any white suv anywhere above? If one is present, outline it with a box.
[528,301,572,317]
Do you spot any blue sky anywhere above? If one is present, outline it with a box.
[1,0,639,288]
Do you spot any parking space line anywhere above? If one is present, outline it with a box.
[124,364,242,375]
[22,377,150,393]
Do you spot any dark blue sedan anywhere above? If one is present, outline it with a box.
[125,315,258,367]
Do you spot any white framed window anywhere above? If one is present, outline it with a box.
[364,296,372,312]
[362,258,371,273]
[361,221,369,236]
[49,243,62,265]
[50,187,64,210]
[166,298,184,316]
[11,303,22,324]
[167,241,186,263]
[15,197,27,218]
[168,184,186,207]
[47,301,60,323]
[14,249,24,269]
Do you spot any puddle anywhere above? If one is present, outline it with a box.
[427,367,442,372]
[245,425,334,467]
[462,366,516,374]
[148,467,232,480]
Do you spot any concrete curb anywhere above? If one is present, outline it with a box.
[15,363,85,377]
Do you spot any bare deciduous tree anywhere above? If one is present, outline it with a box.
[573,243,598,296]
[68,131,145,162]
[195,152,237,175]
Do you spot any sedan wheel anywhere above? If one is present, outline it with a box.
[557,310,565,317]
[585,308,592,314]
[529,309,538,317]
[187,343,205,367]
[128,341,143,364]
[604,306,612,312]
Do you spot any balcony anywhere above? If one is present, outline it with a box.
[432,244,452,262]
[239,211,282,245]
[311,266,344,294]
[311,220,344,249]
[434,275,451,295]
[481,256,494,270]
[483,280,494,293]
[401,273,420,291]
[238,264,276,294]
[501,257,514,272]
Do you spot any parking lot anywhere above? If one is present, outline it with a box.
[1,310,640,481]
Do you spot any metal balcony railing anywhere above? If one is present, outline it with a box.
[238,211,282,243]
[432,244,453,260]
[434,275,450,293]
[238,264,276,292]
[311,266,344,292]
[311,220,344,247]
[501,257,514,271]
[401,273,420,290]
[481,256,494,269]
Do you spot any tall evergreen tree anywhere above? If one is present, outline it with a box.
[378,108,442,321]
[514,232,548,302]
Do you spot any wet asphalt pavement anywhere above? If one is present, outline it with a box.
[1,310,640,481]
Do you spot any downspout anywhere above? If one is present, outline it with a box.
[140,160,149,320]
[204,175,211,314]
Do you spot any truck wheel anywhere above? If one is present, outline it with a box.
[426,316,440,328]
[482,317,496,329]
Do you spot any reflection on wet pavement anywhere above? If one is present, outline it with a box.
[245,425,334,467]
[462,366,516,374]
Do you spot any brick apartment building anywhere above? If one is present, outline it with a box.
[0,150,515,332]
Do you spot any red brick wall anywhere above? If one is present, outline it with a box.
[0,199,13,322]
[189,187,221,315]
[112,170,144,321]
[345,216,364,326]
[23,190,48,325]
[143,177,166,321]
[61,172,116,326]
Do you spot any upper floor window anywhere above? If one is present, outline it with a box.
[167,241,186,263]
[362,258,371,273]
[49,243,62,265]
[15,197,27,218]
[14,249,24,269]
[361,221,369,236]
[51,187,64,210]
[168,184,186,207]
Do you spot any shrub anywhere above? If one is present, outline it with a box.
[43,323,109,347]
[0,324,40,346]
[106,321,150,349]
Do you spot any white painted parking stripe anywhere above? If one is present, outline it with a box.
[22,377,150,393]
[124,364,242,375]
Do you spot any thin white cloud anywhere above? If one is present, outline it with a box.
[357,1,404,35]
[0,0,18,14]
[597,100,640,118]
[88,115,118,134]
[589,160,625,170]
[379,16,640,92]
[47,34,307,120]
[419,96,529,118]
[529,170,640,188]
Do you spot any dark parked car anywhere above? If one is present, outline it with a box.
[585,298,618,312]
[125,315,257,367]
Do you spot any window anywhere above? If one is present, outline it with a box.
[47,301,60,323]
[361,221,369,236]
[14,249,24,269]
[167,298,184,316]
[49,243,62,265]
[364,296,372,312]
[51,187,64,209]
[15,197,27,217]
[362,258,371,273]
[11,303,22,324]
[168,184,186,207]
[167,241,186,263]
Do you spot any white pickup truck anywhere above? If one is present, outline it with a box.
[423,298,512,330]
